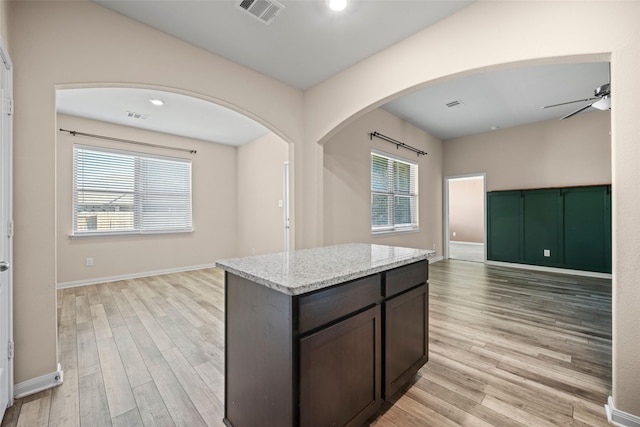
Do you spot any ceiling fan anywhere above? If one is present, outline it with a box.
[542,83,611,120]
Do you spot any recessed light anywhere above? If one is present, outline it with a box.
[149,98,164,106]
[328,0,347,12]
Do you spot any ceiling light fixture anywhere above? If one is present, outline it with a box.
[328,0,347,12]
[149,98,164,106]
[591,96,611,111]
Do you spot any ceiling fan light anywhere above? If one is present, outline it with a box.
[592,97,611,111]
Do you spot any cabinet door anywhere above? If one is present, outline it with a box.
[384,283,428,399]
[563,185,611,273]
[300,305,382,427]
[523,189,561,266]
[487,191,523,263]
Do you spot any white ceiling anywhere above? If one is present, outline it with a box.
[58,1,611,146]
[93,0,473,90]
[57,88,270,146]
[383,62,610,140]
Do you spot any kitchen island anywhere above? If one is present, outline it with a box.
[216,243,434,427]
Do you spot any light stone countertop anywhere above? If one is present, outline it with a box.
[215,243,435,296]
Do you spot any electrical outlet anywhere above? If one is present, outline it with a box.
[86,257,94,267]
[543,249,550,257]
[452,231,457,237]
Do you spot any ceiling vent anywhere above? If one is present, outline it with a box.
[445,100,464,108]
[236,0,285,25]
[126,111,149,120]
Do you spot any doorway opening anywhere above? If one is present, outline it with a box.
[445,174,485,263]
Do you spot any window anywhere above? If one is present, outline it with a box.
[371,150,418,233]
[73,145,192,236]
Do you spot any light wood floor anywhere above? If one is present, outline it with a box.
[2,260,612,426]
[449,242,485,263]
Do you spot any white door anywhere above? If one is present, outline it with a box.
[0,40,13,421]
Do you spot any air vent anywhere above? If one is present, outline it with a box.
[446,100,464,108]
[126,111,149,120]
[236,0,285,25]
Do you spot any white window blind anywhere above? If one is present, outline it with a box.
[73,145,192,235]
[371,151,418,233]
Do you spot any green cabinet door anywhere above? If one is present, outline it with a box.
[563,186,611,273]
[523,189,562,267]
[487,191,522,263]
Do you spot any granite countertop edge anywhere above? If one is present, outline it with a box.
[216,245,433,296]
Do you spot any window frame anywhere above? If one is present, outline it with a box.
[370,149,419,235]
[72,144,193,237]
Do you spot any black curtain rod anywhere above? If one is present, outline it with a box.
[59,128,197,154]
[369,131,426,157]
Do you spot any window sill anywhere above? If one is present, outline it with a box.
[371,228,420,237]
[70,229,193,239]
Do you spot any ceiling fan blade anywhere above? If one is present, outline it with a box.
[560,102,593,120]
[541,97,598,109]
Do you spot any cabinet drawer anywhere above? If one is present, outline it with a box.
[298,274,381,334]
[384,260,428,298]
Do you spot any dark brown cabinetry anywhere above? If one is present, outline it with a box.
[384,283,428,398]
[300,305,382,427]
[224,259,428,427]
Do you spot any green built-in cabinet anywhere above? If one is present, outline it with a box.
[487,185,611,273]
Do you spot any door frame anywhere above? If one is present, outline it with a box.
[443,173,486,261]
[283,161,290,252]
[0,35,13,416]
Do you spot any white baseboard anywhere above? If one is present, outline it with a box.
[606,396,640,427]
[56,263,217,289]
[485,260,612,279]
[14,363,63,399]
[428,256,444,263]
[449,241,484,246]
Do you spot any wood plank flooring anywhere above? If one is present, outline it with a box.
[2,260,612,426]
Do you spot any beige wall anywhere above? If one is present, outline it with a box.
[8,0,640,417]
[237,133,289,257]
[56,114,238,285]
[307,1,639,416]
[0,0,9,47]
[448,178,484,244]
[324,108,443,254]
[444,112,611,191]
[11,0,302,384]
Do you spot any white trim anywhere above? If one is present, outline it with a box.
[449,241,484,246]
[486,260,612,279]
[283,161,290,252]
[56,263,217,289]
[0,34,13,410]
[372,227,420,237]
[14,363,63,399]
[428,256,444,263]
[371,148,417,165]
[606,396,640,427]
[443,173,486,261]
